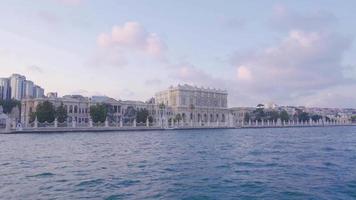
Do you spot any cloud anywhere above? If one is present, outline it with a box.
[171,63,219,87]
[236,65,252,81]
[297,84,356,108]
[227,3,356,107]
[36,10,60,24]
[26,65,44,73]
[271,4,337,31]
[54,0,85,6]
[169,63,255,106]
[219,16,245,29]
[97,22,167,59]
[92,21,167,68]
[89,48,127,68]
[231,30,352,102]
[145,79,162,86]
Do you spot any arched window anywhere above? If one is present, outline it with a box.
[74,105,78,113]
[69,105,73,113]
[222,114,225,122]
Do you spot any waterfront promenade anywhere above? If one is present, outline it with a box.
[1,118,354,134]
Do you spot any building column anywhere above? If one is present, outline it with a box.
[72,119,76,128]
[105,118,109,127]
[5,118,11,132]
[146,118,150,127]
[34,117,38,128]
[89,119,93,127]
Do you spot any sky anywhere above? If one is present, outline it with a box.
[1,0,356,108]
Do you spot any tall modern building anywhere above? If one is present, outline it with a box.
[0,74,45,100]
[10,74,26,100]
[34,85,44,98]
[0,78,10,100]
[24,80,34,98]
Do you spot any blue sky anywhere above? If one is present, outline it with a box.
[1,0,356,107]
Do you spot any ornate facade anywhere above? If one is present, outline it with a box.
[21,95,156,126]
[155,84,229,125]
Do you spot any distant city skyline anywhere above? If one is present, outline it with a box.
[1,0,356,107]
[0,73,44,100]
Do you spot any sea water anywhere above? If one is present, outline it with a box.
[1,127,356,199]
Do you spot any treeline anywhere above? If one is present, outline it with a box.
[244,106,327,122]
[0,99,21,114]
[30,101,153,123]
[30,101,67,123]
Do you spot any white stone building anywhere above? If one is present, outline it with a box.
[229,107,255,126]
[21,95,91,126]
[21,95,156,127]
[154,84,229,126]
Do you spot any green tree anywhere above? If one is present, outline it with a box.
[104,103,115,122]
[159,103,165,109]
[0,99,21,114]
[351,116,356,123]
[123,106,137,123]
[267,110,279,121]
[280,110,290,122]
[90,104,107,123]
[174,113,182,122]
[311,114,322,122]
[253,107,265,121]
[243,112,250,122]
[36,101,56,123]
[56,102,68,123]
[136,108,149,123]
[298,112,310,122]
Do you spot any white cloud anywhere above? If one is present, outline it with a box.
[271,4,337,31]
[236,65,252,81]
[54,0,84,6]
[233,30,351,91]
[97,22,166,58]
[26,65,44,73]
[229,23,354,107]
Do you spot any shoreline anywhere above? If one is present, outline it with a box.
[1,124,355,134]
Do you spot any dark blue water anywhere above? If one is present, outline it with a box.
[1,127,356,199]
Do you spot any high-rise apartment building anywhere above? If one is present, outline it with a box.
[34,85,44,98]
[0,74,44,100]
[0,78,10,100]
[10,74,26,100]
[24,80,34,98]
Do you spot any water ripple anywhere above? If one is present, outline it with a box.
[1,127,356,199]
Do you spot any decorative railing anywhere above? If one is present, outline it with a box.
[1,117,354,133]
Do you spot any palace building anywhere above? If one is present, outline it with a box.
[154,84,229,125]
